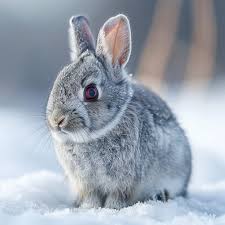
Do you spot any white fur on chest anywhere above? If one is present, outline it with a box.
[54,142,130,194]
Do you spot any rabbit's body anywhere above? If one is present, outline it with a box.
[47,15,192,209]
[52,74,191,208]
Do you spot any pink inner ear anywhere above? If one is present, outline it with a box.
[103,17,130,66]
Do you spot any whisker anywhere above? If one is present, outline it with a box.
[32,126,51,153]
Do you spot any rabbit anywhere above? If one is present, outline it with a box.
[46,14,192,209]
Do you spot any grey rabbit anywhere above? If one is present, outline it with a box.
[46,14,192,209]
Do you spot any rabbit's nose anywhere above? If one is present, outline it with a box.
[56,116,66,128]
[48,113,67,130]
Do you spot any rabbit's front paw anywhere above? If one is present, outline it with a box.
[104,192,130,209]
[80,192,102,209]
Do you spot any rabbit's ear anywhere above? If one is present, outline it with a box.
[69,16,95,61]
[96,14,131,68]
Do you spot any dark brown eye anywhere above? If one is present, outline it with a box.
[84,84,99,101]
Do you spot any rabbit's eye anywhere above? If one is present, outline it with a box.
[84,84,99,101]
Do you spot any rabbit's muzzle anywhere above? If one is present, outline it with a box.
[47,108,86,134]
[47,109,68,131]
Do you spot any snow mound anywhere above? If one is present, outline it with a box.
[0,171,225,225]
[0,171,73,215]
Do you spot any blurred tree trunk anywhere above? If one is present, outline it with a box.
[184,0,216,90]
[137,0,182,92]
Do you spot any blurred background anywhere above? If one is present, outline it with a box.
[0,0,225,183]
[1,0,225,108]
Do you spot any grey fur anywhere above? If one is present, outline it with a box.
[46,14,192,209]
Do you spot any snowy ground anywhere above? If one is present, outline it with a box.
[1,91,225,225]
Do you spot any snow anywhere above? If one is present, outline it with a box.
[1,91,225,225]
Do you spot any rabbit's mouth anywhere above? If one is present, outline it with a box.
[51,129,70,143]
[47,113,90,143]
[50,126,90,144]
[47,108,88,132]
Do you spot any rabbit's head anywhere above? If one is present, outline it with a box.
[47,14,133,143]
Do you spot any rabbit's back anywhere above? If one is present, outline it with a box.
[130,83,192,200]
